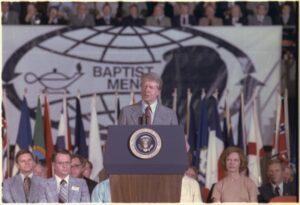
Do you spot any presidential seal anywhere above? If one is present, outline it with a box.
[129,128,162,159]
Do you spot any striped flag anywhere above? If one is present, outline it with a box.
[247,90,264,186]
[32,96,46,161]
[43,95,54,177]
[222,95,234,148]
[172,88,177,112]
[12,96,32,176]
[237,91,246,152]
[56,95,72,151]
[89,94,103,180]
[206,95,223,189]
[74,96,88,158]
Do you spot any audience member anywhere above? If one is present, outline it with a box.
[95,3,118,26]
[274,4,296,26]
[122,4,145,26]
[122,2,147,17]
[43,149,90,202]
[224,5,247,26]
[2,2,19,24]
[212,147,258,202]
[82,159,93,179]
[172,3,197,27]
[47,2,73,21]
[258,159,296,202]
[180,167,202,202]
[248,3,272,25]
[24,3,43,25]
[69,2,95,27]
[246,2,269,15]
[199,4,223,26]
[91,169,110,202]
[146,3,171,27]
[283,164,294,183]
[33,162,47,178]
[46,6,67,25]
[3,150,46,203]
[71,154,97,196]
[90,2,119,18]
[215,1,247,20]
[118,72,178,125]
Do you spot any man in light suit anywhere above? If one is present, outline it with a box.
[2,150,46,203]
[44,149,90,202]
[118,72,178,125]
[69,2,95,27]
[258,159,296,202]
[248,3,272,25]
[1,2,19,24]
[146,3,171,27]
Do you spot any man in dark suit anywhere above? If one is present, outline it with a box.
[122,3,145,26]
[95,3,119,26]
[1,2,19,24]
[118,72,178,125]
[70,154,97,196]
[258,159,296,202]
[69,2,95,27]
[43,149,90,202]
[3,150,46,203]
[172,3,196,27]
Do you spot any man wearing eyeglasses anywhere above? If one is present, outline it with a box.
[70,154,97,197]
[43,149,90,202]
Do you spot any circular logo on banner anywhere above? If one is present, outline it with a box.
[129,128,162,159]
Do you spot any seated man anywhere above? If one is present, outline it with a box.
[258,159,296,202]
[3,150,46,203]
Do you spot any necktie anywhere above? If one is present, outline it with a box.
[23,177,31,202]
[274,186,280,196]
[145,105,152,125]
[58,179,68,203]
[182,16,186,25]
[157,17,161,26]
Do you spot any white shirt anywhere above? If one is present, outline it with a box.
[142,100,158,124]
[180,175,202,202]
[272,182,284,196]
[20,172,33,181]
[55,175,70,192]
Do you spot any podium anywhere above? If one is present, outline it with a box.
[104,125,188,202]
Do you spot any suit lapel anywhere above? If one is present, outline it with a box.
[153,104,163,124]
[12,175,26,202]
[48,177,58,202]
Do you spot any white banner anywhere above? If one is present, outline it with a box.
[2,26,282,145]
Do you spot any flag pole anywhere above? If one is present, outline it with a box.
[186,88,192,137]
[3,90,10,177]
[240,90,246,153]
[284,88,290,161]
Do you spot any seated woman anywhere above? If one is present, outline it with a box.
[212,147,258,202]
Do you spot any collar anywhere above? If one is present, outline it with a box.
[142,100,158,114]
[55,174,70,190]
[20,172,33,181]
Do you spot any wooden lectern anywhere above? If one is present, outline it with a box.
[104,125,188,202]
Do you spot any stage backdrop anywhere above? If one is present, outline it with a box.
[2,26,282,146]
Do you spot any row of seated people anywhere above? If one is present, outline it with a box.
[2,2,297,27]
[2,147,297,203]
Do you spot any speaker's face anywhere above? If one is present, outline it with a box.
[141,80,161,104]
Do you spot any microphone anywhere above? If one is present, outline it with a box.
[139,114,147,125]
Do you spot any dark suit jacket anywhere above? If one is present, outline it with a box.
[83,177,98,196]
[258,182,296,202]
[172,15,197,27]
[95,17,119,26]
[3,174,46,203]
[122,16,145,26]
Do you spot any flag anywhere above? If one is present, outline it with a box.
[205,96,223,189]
[222,96,234,148]
[2,100,9,179]
[194,92,209,186]
[43,95,54,177]
[129,89,136,105]
[12,96,33,175]
[172,88,177,112]
[237,91,246,152]
[74,96,88,158]
[89,94,103,180]
[185,88,192,151]
[56,95,71,151]
[247,91,264,186]
[114,91,120,125]
[272,92,288,163]
[32,96,46,161]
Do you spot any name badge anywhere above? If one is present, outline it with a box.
[71,186,80,191]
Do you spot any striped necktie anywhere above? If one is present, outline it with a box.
[23,176,31,202]
[145,105,152,125]
[58,179,68,203]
